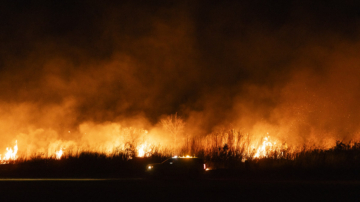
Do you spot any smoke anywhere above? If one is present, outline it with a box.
[1,1,360,153]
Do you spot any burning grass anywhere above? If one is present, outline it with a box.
[0,148,169,178]
[1,139,360,179]
[1,121,360,178]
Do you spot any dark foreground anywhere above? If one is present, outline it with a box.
[0,178,359,201]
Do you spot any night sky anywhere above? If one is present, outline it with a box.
[1,1,360,149]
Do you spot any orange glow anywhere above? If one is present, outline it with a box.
[136,142,152,157]
[172,155,194,158]
[1,140,18,164]
[0,123,349,163]
[253,135,276,158]
[55,148,63,160]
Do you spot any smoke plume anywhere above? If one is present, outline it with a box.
[1,1,360,154]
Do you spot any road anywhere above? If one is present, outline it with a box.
[0,178,359,201]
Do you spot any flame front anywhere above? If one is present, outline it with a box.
[0,127,342,163]
[55,149,63,160]
[1,140,18,164]
[138,145,145,157]
[253,136,275,158]
[137,142,151,157]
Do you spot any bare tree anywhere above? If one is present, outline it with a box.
[161,113,185,146]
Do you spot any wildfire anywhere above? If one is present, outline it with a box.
[1,140,18,163]
[137,143,152,157]
[253,136,277,158]
[0,129,286,163]
[55,149,63,160]
[138,145,145,157]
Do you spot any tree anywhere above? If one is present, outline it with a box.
[161,113,185,146]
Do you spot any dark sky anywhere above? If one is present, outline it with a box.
[1,0,360,147]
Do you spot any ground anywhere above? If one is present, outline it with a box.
[0,178,359,201]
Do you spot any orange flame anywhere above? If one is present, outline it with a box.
[55,148,63,160]
[1,140,18,163]
[136,142,151,157]
[252,135,280,159]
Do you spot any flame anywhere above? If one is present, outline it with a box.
[137,145,145,157]
[0,130,304,163]
[136,142,152,157]
[253,135,278,158]
[1,140,18,163]
[55,149,63,160]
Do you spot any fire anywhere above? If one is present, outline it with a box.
[136,143,151,157]
[253,135,277,158]
[137,145,145,157]
[1,140,18,163]
[55,149,63,159]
